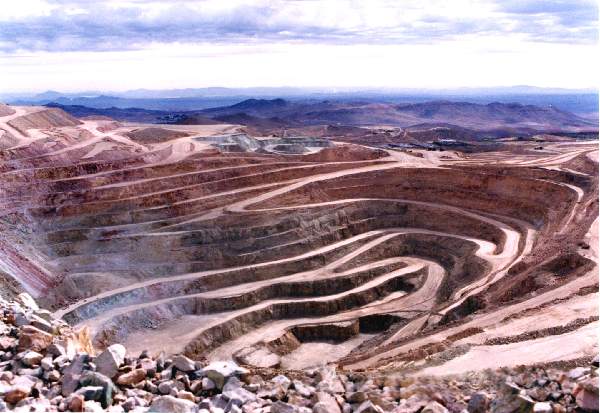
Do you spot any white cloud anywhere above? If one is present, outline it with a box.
[0,0,56,19]
[0,0,597,91]
[1,38,597,92]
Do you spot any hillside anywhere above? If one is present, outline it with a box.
[199,99,597,133]
[0,103,598,413]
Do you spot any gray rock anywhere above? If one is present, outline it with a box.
[272,401,298,413]
[146,380,159,394]
[29,314,54,334]
[95,344,126,378]
[201,377,216,391]
[293,380,315,398]
[272,375,292,391]
[17,293,39,311]
[62,354,88,397]
[159,366,173,380]
[468,392,490,413]
[229,405,243,413]
[256,381,287,400]
[235,344,281,369]
[17,367,42,377]
[34,309,53,322]
[313,392,341,413]
[47,343,66,358]
[20,350,43,367]
[492,394,534,413]
[354,401,384,413]
[576,377,599,412]
[14,310,29,327]
[150,395,199,413]
[533,402,553,413]
[568,367,590,380]
[173,355,196,372]
[40,356,54,371]
[223,377,257,405]
[158,380,179,395]
[346,391,367,404]
[107,404,125,413]
[45,369,61,382]
[422,401,449,413]
[198,397,215,410]
[315,367,345,394]
[201,361,249,390]
[139,358,157,376]
[75,385,104,402]
[54,355,70,369]
[84,400,105,412]
[122,397,137,411]
[20,397,52,411]
[79,370,117,408]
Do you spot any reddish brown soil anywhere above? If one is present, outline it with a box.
[0,105,597,374]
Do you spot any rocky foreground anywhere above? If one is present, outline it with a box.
[0,294,598,413]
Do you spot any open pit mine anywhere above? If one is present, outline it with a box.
[0,103,598,412]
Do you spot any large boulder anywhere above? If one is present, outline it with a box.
[20,350,43,367]
[116,368,146,386]
[79,371,117,408]
[312,391,341,413]
[149,395,199,413]
[16,293,39,311]
[17,325,53,352]
[575,377,599,412]
[173,355,196,372]
[222,377,257,405]
[272,401,298,413]
[315,367,345,394]
[94,344,126,378]
[468,392,490,413]
[62,353,89,396]
[3,385,31,404]
[201,361,249,390]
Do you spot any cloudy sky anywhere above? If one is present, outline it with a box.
[0,0,598,92]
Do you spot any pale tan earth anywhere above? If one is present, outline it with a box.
[0,104,597,377]
[280,334,375,370]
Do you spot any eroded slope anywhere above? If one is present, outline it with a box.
[0,105,597,375]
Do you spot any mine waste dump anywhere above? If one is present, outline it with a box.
[0,104,598,412]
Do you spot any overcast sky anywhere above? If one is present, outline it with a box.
[0,0,598,92]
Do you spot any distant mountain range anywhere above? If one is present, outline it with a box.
[4,86,598,117]
[45,98,597,137]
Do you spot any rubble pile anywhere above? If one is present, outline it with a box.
[0,294,598,412]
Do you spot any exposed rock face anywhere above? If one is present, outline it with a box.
[0,105,599,412]
[2,107,597,376]
[7,107,81,134]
